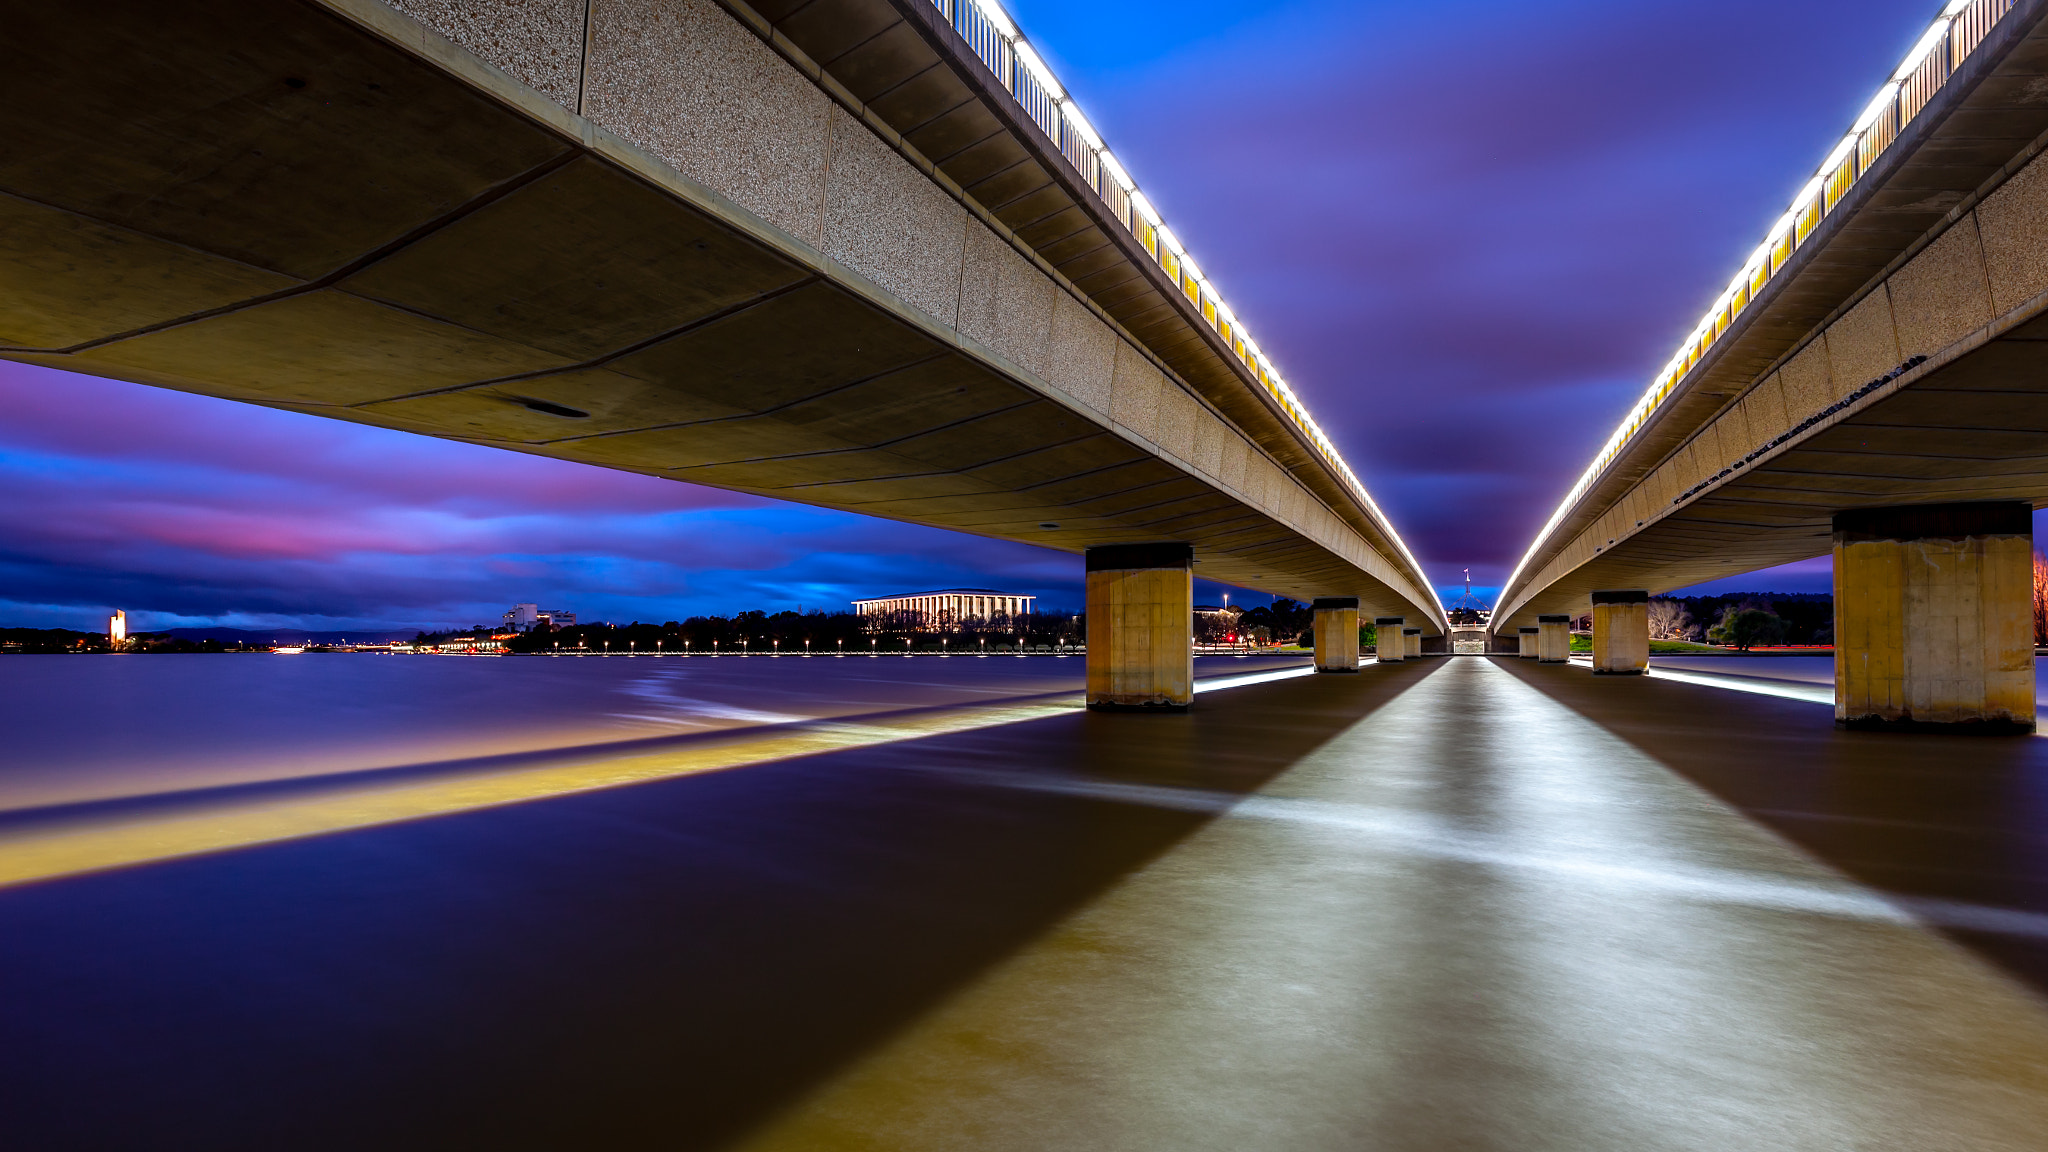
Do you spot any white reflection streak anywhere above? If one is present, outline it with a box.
[925,768,2048,941]
[1192,666,1319,693]
[1646,666,1834,705]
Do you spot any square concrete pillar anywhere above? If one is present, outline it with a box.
[1537,615,1571,663]
[1403,628,1421,659]
[1311,596,1361,673]
[1085,543,1193,711]
[1590,591,1648,675]
[1834,503,2034,732]
[1517,626,1539,658]
[1374,617,1405,663]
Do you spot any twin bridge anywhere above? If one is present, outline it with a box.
[7,0,2048,727]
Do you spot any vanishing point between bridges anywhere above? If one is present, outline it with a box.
[8,1,2048,1148]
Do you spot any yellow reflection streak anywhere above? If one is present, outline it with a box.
[0,695,1084,890]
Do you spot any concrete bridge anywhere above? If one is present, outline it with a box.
[0,0,1443,708]
[1494,0,2048,732]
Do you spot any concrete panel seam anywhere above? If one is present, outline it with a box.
[2,150,582,358]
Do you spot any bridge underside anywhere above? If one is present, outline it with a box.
[1498,323,2048,626]
[0,0,1437,625]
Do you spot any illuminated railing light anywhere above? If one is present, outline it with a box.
[1855,82,1902,131]
[1897,14,1959,79]
[968,0,1017,39]
[1099,150,1134,191]
[1013,40,1063,100]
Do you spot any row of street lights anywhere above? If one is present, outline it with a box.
[545,635,1076,655]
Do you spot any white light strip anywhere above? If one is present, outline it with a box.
[1012,39,1063,100]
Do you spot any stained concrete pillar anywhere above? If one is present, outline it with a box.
[1404,628,1421,659]
[1518,626,1539,658]
[1374,617,1405,663]
[1085,543,1193,711]
[1537,615,1571,663]
[1590,591,1649,675]
[1312,596,1361,673]
[1833,502,2035,732]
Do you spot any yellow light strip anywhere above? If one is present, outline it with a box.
[0,696,1083,890]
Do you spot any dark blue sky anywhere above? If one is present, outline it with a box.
[0,0,1963,631]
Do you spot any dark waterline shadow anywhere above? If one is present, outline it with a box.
[1490,657,2048,994]
[0,660,1446,1151]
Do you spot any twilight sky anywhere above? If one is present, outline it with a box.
[0,0,1965,632]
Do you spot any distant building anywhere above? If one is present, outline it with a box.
[1193,604,1241,619]
[108,610,126,645]
[503,604,576,631]
[852,589,1034,631]
[441,633,518,653]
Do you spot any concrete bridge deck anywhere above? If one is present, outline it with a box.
[0,0,1440,629]
[2,658,2045,1149]
[1495,0,2048,632]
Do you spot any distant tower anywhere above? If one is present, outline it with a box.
[108,609,127,646]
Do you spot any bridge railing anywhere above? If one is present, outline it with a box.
[1512,0,2020,586]
[923,0,1413,565]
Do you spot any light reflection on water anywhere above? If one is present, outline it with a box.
[0,653,1310,816]
[1644,655,2048,709]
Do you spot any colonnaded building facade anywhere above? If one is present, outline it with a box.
[852,590,1035,631]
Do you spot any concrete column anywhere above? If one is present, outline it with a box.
[1311,596,1361,673]
[1518,626,1539,658]
[1085,543,1194,711]
[1590,590,1649,675]
[1373,617,1405,662]
[1404,628,1421,659]
[1834,502,2034,732]
[1537,614,1571,663]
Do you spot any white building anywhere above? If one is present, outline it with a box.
[108,609,126,645]
[504,604,577,630]
[852,589,1034,631]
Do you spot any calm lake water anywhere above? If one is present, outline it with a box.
[0,652,1311,816]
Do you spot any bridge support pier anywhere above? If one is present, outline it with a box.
[1312,597,1361,673]
[1374,617,1406,663]
[1517,627,1539,658]
[1537,615,1572,663]
[1833,503,2035,733]
[1590,591,1649,675]
[1404,628,1422,659]
[1085,543,1194,711]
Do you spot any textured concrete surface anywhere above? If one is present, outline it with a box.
[1085,565,1194,708]
[1108,341,1165,441]
[955,220,1054,380]
[1823,287,1903,393]
[584,0,834,244]
[1889,216,1994,357]
[1044,290,1115,415]
[1977,145,2048,314]
[388,0,587,107]
[822,108,966,327]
